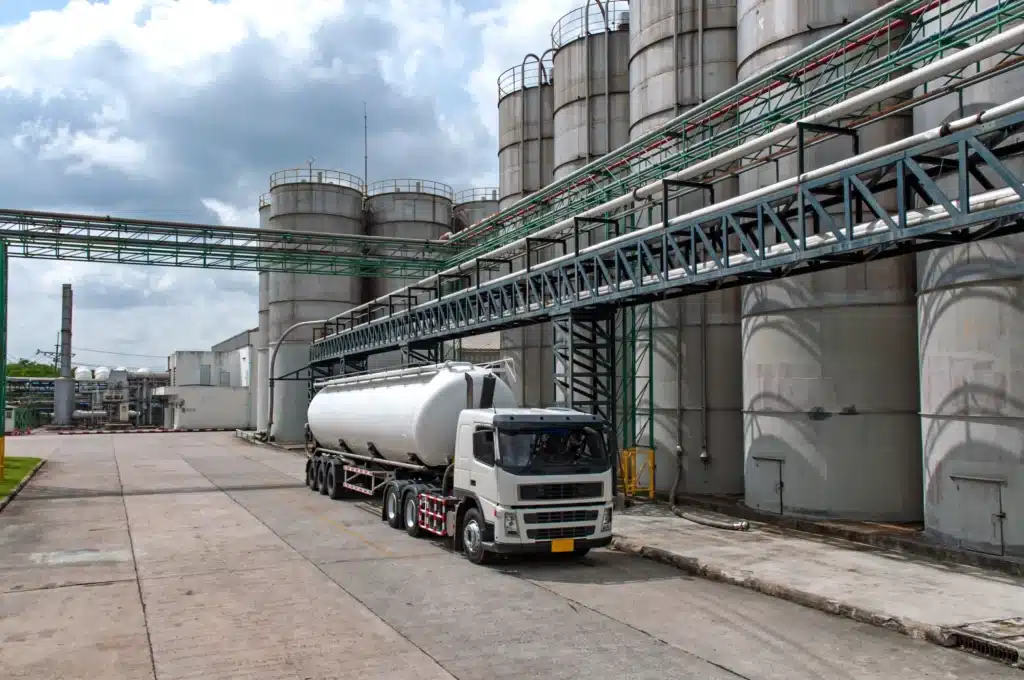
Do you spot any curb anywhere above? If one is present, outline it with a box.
[609,536,955,648]
[55,428,236,435]
[0,459,47,513]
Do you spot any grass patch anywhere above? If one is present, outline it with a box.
[0,456,42,498]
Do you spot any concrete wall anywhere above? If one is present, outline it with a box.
[156,385,251,430]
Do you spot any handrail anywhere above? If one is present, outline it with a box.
[367,179,455,201]
[551,0,629,48]
[497,52,555,98]
[269,168,363,191]
[454,188,499,204]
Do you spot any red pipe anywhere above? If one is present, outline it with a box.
[458,0,946,244]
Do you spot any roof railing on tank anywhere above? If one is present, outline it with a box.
[269,168,364,192]
[259,193,271,207]
[454,188,499,204]
[367,179,455,201]
[551,0,629,48]
[497,51,555,98]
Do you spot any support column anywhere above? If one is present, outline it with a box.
[0,242,7,478]
[552,310,616,437]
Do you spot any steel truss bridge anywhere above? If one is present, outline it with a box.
[307,0,1024,447]
[0,0,1022,452]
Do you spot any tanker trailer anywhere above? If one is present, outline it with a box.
[304,361,615,564]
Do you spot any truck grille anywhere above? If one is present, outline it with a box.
[526,525,594,540]
[523,509,600,525]
[518,482,603,501]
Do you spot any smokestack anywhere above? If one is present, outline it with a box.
[53,283,75,426]
[60,283,72,377]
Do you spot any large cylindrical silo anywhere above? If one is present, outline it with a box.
[497,52,555,211]
[498,52,556,407]
[365,179,453,371]
[452,188,499,233]
[551,1,631,181]
[256,193,271,432]
[738,1,922,520]
[627,0,742,494]
[913,1,1023,556]
[267,168,364,443]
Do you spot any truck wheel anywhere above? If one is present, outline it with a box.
[384,485,403,529]
[326,463,345,500]
[317,462,329,495]
[305,459,316,489]
[403,492,422,538]
[461,507,490,565]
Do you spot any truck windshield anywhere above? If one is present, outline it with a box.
[496,426,609,476]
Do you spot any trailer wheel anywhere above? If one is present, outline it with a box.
[305,459,317,489]
[317,461,329,495]
[403,492,422,538]
[384,485,403,529]
[461,507,490,565]
[325,463,345,500]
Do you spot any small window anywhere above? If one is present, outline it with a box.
[472,428,495,466]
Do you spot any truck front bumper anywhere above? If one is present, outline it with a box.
[484,534,613,555]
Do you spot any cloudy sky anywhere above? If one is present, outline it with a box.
[1,0,579,370]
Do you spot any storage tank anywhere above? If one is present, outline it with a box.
[256,192,271,432]
[93,366,110,381]
[135,367,150,375]
[913,0,1024,556]
[627,0,743,494]
[498,52,555,211]
[306,362,516,468]
[452,188,499,233]
[364,179,453,371]
[73,367,92,380]
[738,0,922,520]
[551,1,630,181]
[268,167,365,443]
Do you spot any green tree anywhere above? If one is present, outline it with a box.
[6,359,60,378]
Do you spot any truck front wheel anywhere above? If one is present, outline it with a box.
[461,507,490,565]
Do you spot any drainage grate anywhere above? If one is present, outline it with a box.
[949,618,1024,667]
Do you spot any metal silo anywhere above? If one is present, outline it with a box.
[738,1,922,520]
[365,179,454,371]
[267,167,364,443]
[497,52,555,211]
[913,1,1023,556]
[498,52,557,408]
[452,188,499,233]
[551,1,631,181]
[256,193,271,433]
[627,0,743,495]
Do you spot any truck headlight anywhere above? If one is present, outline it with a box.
[503,511,519,535]
[601,507,612,531]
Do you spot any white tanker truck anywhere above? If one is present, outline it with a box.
[303,361,615,564]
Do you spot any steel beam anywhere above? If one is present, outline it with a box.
[309,108,1024,364]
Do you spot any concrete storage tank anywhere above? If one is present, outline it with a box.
[498,52,555,211]
[364,179,453,371]
[73,367,92,380]
[738,0,922,520]
[268,167,365,443]
[551,1,631,181]
[256,193,271,432]
[452,188,498,233]
[913,0,1023,556]
[627,0,743,494]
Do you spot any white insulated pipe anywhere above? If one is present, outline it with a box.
[327,23,1024,325]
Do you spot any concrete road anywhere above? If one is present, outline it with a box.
[0,432,1015,680]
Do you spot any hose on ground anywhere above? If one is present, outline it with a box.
[669,446,750,532]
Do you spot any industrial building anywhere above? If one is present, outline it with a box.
[150,0,1020,560]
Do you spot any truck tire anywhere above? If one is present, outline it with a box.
[461,507,490,565]
[403,492,422,538]
[317,461,329,495]
[305,459,317,489]
[384,485,403,529]
[326,463,345,500]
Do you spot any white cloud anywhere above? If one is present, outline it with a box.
[0,0,583,366]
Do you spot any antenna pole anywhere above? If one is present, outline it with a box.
[363,101,369,194]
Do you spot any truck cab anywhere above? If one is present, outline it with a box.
[449,407,614,564]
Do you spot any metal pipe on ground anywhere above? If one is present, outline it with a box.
[669,446,750,532]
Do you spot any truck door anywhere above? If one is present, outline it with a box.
[469,427,498,504]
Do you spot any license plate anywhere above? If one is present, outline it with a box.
[551,538,575,553]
